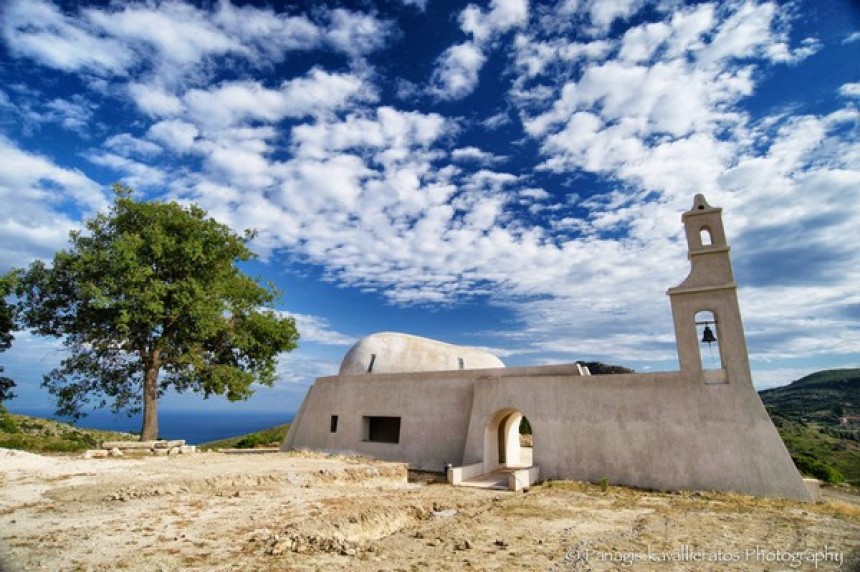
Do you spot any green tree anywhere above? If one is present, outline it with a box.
[0,273,15,405]
[15,184,299,440]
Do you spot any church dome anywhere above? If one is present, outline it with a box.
[339,332,505,375]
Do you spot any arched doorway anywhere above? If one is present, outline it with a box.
[483,408,534,474]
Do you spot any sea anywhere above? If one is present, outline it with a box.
[8,407,294,445]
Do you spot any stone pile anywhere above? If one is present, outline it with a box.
[82,440,197,458]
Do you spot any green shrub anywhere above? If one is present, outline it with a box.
[236,434,266,449]
[40,440,91,453]
[792,454,845,484]
[0,411,19,433]
[0,434,28,450]
[598,476,609,492]
[519,417,532,435]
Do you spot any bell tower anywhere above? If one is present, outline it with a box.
[667,195,752,384]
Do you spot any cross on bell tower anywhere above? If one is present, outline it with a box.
[667,195,752,384]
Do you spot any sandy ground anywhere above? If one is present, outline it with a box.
[1,448,859,571]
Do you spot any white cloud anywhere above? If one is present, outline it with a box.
[183,70,374,128]
[275,352,341,386]
[325,8,393,56]
[128,83,184,117]
[518,187,550,200]
[839,83,860,98]
[86,152,167,190]
[697,2,782,66]
[42,97,96,132]
[104,134,163,158]
[451,146,507,164]
[147,121,199,153]
[290,107,449,160]
[1,0,134,75]
[618,21,671,62]
[460,0,529,43]
[280,312,356,346]
[428,0,529,100]
[3,1,393,124]
[429,42,487,100]
[586,0,645,33]
[84,1,242,66]
[212,2,321,57]
[0,138,106,268]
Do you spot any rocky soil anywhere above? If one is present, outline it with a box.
[1,448,858,571]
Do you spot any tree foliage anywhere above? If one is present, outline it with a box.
[15,184,299,439]
[0,273,15,404]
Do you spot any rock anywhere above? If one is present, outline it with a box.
[153,448,169,456]
[493,539,508,549]
[433,509,457,518]
[102,441,158,450]
[167,447,180,456]
[179,445,196,454]
[83,449,108,459]
[108,447,124,457]
[153,440,185,449]
[454,540,472,550]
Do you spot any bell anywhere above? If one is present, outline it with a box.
[701,325,717,344]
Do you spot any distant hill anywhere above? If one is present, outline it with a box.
[759,369,860,485]
[760,369,860,422]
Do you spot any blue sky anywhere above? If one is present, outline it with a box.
[0,0,858,416]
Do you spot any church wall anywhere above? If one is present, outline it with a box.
[281,371,478,471]
[461,371,811,501]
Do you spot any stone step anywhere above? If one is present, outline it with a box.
[102,440,185,450]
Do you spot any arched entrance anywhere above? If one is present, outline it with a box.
[483,408,534,474]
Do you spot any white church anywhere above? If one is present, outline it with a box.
[282,195,813,501]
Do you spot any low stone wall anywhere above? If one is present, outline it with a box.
[508,466,540,492]
[83,440,197,458]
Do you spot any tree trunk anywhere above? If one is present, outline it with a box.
[140,354,160,441]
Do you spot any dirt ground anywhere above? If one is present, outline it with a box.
[1,448,859,571]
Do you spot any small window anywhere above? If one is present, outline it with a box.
[363,416,401,443]
[367,354,377,373]
[330,415,338,433]
[458,357,464,370]
[700,227,713,246]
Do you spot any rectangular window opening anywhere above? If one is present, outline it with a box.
[330,415,338,433]
[367,354,377,373]
[363,416,401,443]
[458,357,465,370]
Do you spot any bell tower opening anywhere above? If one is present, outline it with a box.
[695,310,723,370]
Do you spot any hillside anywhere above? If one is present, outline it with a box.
[199,423,290,450]
[760,369,860,422]
[760,369,860,486]
[0,410,137,453]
